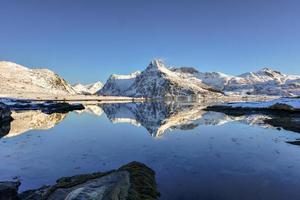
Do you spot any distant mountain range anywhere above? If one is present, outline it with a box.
[99,60,222,98]
[100,60,300,97]
[1,60,300,98]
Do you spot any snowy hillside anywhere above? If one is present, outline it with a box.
[0,61,76,96]
[73,81,103,95]
[99,60,223,98]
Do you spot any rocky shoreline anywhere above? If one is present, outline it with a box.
[205,99,300,134]
[0,162,159,200]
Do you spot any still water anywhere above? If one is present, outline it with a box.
[0,102,300,200]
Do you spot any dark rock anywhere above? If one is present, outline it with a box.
[42,103,85,114]
[264,117,300,134]
[8,102,85,114]
[287,140,300,146]
[0,103,13,122]
[0,181,20,200]
[19,161,159,200]
[0,103,13,138]
[205,104,300,134]
[268,103,295,111]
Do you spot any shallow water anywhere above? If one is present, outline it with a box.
[1,102,300,200]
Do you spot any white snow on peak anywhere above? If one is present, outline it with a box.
[98,71,141,96]
[99,60,222,98]
[73,81,103,95]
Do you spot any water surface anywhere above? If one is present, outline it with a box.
[0,102,300,200]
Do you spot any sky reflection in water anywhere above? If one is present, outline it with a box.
[0,102,300,200]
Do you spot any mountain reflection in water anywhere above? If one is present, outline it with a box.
[1,102,300,200]
[1,102,299,138]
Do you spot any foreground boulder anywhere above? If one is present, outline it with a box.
[0,181,20,200]
[13,162,159,200]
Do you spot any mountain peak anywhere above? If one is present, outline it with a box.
[146,59,167,71]
[257,67,282,76]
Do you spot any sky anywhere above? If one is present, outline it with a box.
[0,0,300,84]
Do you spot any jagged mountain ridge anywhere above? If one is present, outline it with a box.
[99,60,223,98]
[174,66,300,96]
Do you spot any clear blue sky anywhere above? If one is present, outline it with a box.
[0,0,299,83]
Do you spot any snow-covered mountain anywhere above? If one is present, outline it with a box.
[99,71,141,96]
[99,60,223,98]
[72,81,103,95]
[0,61,76,97]
[173,66,300,97]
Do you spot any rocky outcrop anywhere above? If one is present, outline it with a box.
[13,162,159,200]
[0,181,20,200]
[205,99,300,134]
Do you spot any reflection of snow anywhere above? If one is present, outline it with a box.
[75,105,103,116]
[5,111,67,138]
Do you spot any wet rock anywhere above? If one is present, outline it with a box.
[8,102,85,114]
[0,181,20,200]
[43,103,85,114]
[0,103,13,122]
[205,104,300,134]
[18,161,159,200]
[287,140,300,146]
[268,103,295,111]
[264,117,300,134]
[0,103,13,137]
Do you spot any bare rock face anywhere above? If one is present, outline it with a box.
[17,161,159,200]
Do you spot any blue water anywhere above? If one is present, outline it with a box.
[0,103,300,200]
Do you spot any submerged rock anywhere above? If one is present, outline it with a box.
[0,181,20,200]
[17,161,159,200]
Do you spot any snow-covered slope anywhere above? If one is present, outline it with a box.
[99,71,141,96]
[73,81,103,95]
[174,66,300,97]
[0,61,76,96]
[224,68,300,96]
[99,60,223,98]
